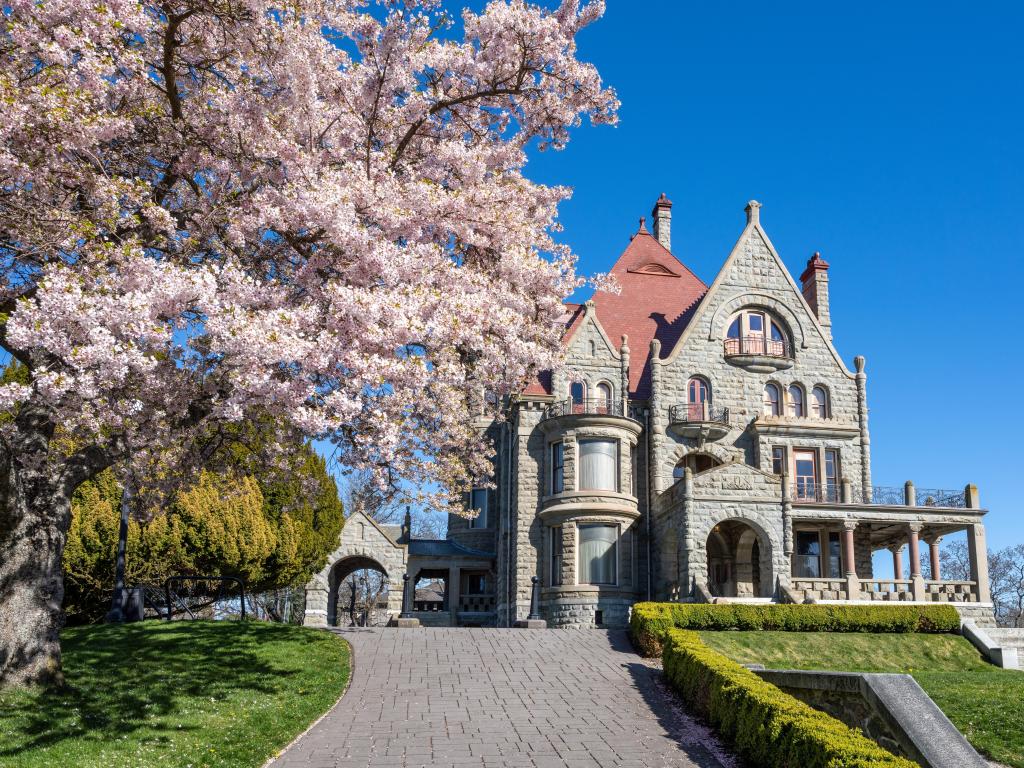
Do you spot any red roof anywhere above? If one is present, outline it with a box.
[524,218,707,399]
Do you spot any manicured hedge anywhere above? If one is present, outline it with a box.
[662,629,918,768]
[631,602,961,657]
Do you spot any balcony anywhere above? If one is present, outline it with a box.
[723,335,793,373]
[668,402,731,441]
[545,397,625,419]
[790,482,967,509]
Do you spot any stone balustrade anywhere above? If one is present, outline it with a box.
[789,577,979,604]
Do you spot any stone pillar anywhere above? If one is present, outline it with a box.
[854,356,872,497]
[967,524,992,603]
[904,480,916,507]
[927,536,942,581]
[890,545,904,581]
[303,583,329,627]
[908,524,926,601]
[840,477,852,504]
[681,468,694,596]
[965,484,981,509]
[448,565,460,626]
[649,339,665,494]
[619,335,630,416]
[842,521,860,600]
[781,473,793,558]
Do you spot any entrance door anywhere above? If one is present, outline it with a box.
[794,449,817,501]
[687,377,709,420]
[745,312,766,354]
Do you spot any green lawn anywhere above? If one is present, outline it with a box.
[700,631,1024,768]
[0,621,350,768]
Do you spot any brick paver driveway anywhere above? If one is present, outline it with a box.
[269,627,736,768]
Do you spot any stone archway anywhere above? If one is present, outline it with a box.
[304,511,407,627]
[705,520,770,598]
[327,555,391,627]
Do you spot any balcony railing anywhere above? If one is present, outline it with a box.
[669,402,730,425]
[545,397,625,419]
[791,483,967,508]
[723,335,792,358]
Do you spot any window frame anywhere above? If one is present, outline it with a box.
[469,487,489,529]
[550,526,563,586]
[812,386,829,419]
[763,382,781,417]
[771,445,786,476]
[787,384,805,418]
[577,523,619,585]
[550,441,564,495]
[594,381,613,413]
[577,438,620,492]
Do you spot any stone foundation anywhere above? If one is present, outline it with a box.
[542,587,637,628]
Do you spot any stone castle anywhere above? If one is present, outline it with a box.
[304,196,994,629]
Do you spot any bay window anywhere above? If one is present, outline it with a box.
[578,524,617,584]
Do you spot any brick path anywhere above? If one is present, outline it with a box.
[269,627,737,768]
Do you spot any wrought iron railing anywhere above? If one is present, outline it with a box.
[792,484,967,508]
[723,335,792,358]
[545,397,625,419]
[790,482,842,504]
[669,402,730,425]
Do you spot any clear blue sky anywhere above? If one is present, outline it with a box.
[515,1,1023,550]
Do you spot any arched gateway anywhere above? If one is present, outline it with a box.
[705,519,771,598]
[304,511,407,627]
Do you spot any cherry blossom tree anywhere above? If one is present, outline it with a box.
[0,0,616,686]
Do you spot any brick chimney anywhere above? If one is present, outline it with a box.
[651,193,672,251]
[800,252,831,340]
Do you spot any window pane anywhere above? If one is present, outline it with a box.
[579,524,617,584]
[579,439,617,491]
[570,382,585,407]
[727,318,741,338]
[551,442,564,494]
[828,532,842,578]
[550,526,563,586]
[763,384,780,416]
[788,386,804,417]
[748,313,764,332]
[595,382,612,412]
[813,387,828,418]
[470,488,488,528]
[795,531,821,578]
[771,446,785,475]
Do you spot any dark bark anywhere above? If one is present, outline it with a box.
[0,403,114,688]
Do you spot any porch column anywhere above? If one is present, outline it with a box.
[889,545,904,580]
[842,521,860,600]
[926,536,942,581]
[967,524,992,603]
[448,565,461,626]
[908,524,926,601]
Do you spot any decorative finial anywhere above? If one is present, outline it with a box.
[638,215,648,233]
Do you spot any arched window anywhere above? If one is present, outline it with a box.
[595,382,613,413]
[725,309,790,357]
[569,381,586,414]
[763,383,781,417]
[812,386,829,419]
[687,376,710,420]
[788,384,805,418]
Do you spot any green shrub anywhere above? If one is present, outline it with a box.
[630,602,961,657]
[662,629,918,768]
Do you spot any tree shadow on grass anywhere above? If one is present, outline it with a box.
[0,620,327,757]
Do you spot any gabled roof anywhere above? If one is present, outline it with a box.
[591,219,707,397]
[524,217,707,399]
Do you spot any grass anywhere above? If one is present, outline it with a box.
[0,620,350,768]
[700,631,1024,768]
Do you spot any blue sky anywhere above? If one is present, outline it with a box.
[515,1,1023,551]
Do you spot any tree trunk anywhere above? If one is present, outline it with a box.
[0,476,73,688]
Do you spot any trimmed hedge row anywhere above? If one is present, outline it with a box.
[631,602,961,657]
[662,629,918,768]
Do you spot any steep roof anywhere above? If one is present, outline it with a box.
[591,219,707,397]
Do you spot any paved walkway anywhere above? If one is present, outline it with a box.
[270,627,737,768]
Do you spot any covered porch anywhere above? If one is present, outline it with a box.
[784,481,990,605]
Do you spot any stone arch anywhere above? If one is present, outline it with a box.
[698,514,780,599]
[708,291,808,351]
[326,554,391,626]
[668,442,737,473]
[304,511,407,627]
